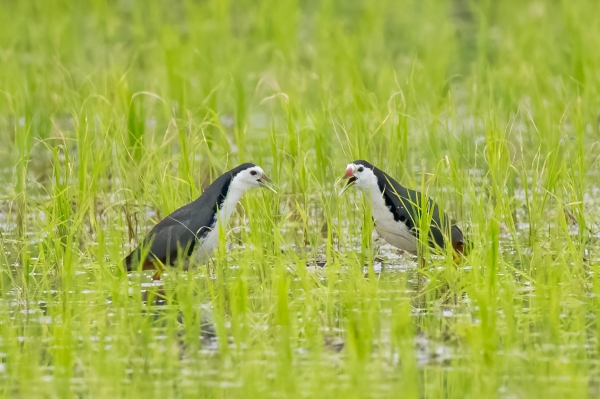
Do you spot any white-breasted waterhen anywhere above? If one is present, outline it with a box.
[124,163,276,276]
[340,160,465,258]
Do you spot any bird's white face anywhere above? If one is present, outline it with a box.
[232,166,276,192]
[340,163,378,194]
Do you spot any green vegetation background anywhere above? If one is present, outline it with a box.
[1,0,599,398]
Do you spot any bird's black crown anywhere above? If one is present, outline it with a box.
[352,160,375,169]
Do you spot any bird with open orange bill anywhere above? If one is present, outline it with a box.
[340,160,465,261]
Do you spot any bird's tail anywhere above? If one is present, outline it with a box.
[453,240,465,255]
[124,250,138,272]
[124,248,158,273]
[451,224,467,260]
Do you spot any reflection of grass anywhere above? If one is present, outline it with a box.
[1,0,599,397]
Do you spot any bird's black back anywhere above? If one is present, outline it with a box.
[124,163,256,271]
[353,160,464,252]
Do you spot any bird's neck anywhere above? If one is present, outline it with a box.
[367,183,387,211]
[216,184,246,226]
[359,180,388,215]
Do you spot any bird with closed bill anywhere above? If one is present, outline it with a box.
[340,160,464,257]
[124,163,275,277]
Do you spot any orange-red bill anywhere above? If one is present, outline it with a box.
[339,165,357,195]
[344,165,354,178]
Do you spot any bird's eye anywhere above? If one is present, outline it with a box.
[357,167,364,173]
[250,170,258,176]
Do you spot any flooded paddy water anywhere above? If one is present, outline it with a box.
[1,179,600,398]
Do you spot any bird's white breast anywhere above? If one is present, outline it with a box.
[191,182,246,265]
[193,223,220,264]
[368,187,418,254]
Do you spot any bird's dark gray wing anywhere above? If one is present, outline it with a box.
[125,199,218,271]
[377,171,463,251]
